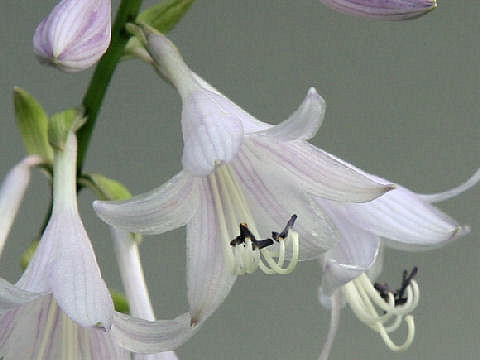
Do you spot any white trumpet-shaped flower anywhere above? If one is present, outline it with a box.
[0,132,122,359]
[33,0,111,72]
[94,32,392,353]
[316,168,480,360]
[0,155,42,258]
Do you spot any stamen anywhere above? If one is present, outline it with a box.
[342,268,420,352]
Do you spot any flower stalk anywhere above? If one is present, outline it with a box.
[77,0,143,174]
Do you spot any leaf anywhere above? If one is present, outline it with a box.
[14,87,53,162]
[138,0,196,33]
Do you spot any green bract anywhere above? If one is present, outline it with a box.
[14,87,53,162]
[138,0,196,33]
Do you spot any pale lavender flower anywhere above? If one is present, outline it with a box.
[94,32,392,353]
[316,168,480,359]
[33,0,111,72]
[0,132,120,358]
[0,156,42,258]
[320,0,437,20]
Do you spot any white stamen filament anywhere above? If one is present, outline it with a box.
[210,165,299,275]
[342,273,419,352]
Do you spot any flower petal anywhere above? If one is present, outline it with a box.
[181,90,245,176]
[416,168,480,203]
[232,149,339,260]
[94,172,199,235]
[318,199,381,297]
[319,0,436,21]
[0,279,41,313]
[245,136,392,203]
[111,312,194,353]
[49,212,114,329]
[0,295,128,359]
[187,179,237,325]
[16,209,114,329]
[0,156,42,258]
[256,87,325,141]
[339,187,468,250]
[317,150,473,249]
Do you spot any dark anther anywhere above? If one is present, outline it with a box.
[230,223,252,246]
[230,215,297,250]
[374,266,418,307]
[251,238,274,250]
[272,214,297,242]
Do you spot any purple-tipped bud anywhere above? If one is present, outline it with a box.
[320,0,437,20]
[33,0,111,72]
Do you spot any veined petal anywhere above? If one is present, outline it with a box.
[187,179,237,325]
[232,149,339,259]
[318,199,381,297]
[181,90,244,176]
[0,156,42,258]
[340,186,469,250]
[111,312,194,353]
[255,87,325,141]
[0,279,42,313]
[17,209,114,329]
[0,295,128,360]
[245,136,392,203]
[94,172,199,235]
[416,168,480,203]
[321,150,474,249]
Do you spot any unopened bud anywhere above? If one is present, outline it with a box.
[33,0,111,72]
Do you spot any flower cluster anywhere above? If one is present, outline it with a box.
[0,0,477,359]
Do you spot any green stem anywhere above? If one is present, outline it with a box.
[77,0,143,174]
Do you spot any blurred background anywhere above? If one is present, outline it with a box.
[0,0,478,359]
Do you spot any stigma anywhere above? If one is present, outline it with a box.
[342,267,420,352]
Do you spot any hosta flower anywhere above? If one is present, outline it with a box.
[33,0,111,72]
[0,131,119,358]
[94,31,392,353]
[319,0,437,20]
[0,156,42,258]
[316,168,480,359]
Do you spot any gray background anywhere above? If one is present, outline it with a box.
[0,0,479,359]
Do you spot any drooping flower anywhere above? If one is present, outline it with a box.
[33,0,111,72]
[93,31,392,353]
[319,0,437,20]
[0,156,42,258]
[316,168,480,359]
[0,131,121,358]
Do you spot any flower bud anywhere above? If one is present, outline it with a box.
[320,0,437,20]
[33,0,111,72]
